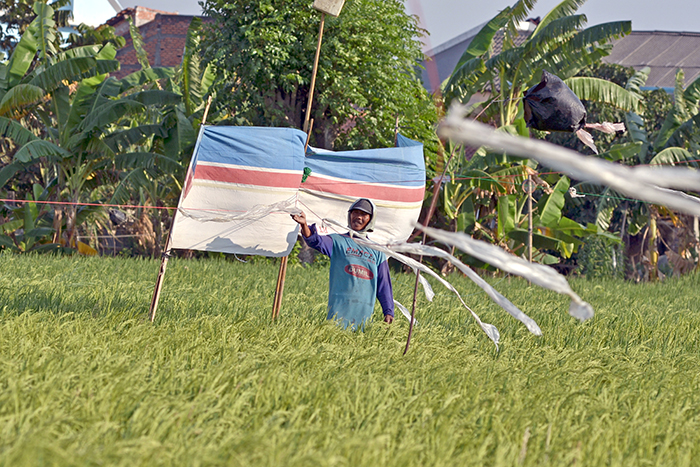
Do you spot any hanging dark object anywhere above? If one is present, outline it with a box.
[523,71,625,154]
[524,70,587,133]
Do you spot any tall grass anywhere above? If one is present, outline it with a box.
[1,251,699,466]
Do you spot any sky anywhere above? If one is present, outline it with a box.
[75,0,700,45]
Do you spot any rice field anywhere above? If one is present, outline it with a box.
[1,251,699,466]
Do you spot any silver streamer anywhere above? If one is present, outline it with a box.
[439,107,700,216]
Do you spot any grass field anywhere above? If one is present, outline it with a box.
[1,252,700,466]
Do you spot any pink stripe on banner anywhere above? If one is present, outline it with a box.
[194,165,301,189]
[302,175,424,203]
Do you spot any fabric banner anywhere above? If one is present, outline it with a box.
[169,126,425,256]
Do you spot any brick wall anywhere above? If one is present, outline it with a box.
[108,8,212,79]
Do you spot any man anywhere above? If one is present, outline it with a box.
[290,198,394,329]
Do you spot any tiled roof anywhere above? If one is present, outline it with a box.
[602,31,700,88]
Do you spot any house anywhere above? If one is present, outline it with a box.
[105,6,211,78]
[420,23,700,92]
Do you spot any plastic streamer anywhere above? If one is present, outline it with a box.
[390,242,542,336]
[177,196,300,223]
[418,225,594,321]
[439,107,700,217]
[393,300,417,326]
[322,218,501,349]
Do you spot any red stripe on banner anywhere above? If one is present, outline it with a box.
[194,165,302,188]
[302,175,425,203]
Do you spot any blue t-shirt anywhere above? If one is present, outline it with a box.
[305,225,393,330]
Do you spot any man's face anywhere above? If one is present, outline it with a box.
[349,209,371,231]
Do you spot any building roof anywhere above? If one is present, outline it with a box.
[421,26,700,93]
[420,20,537,93]
[602,31,700,89]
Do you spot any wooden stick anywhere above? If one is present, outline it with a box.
[303,12,326,133]
[272,8,326,321]
[404,148,457,355]
[527,174,533,264]
[149,96,213,322]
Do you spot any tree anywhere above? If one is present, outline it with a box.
[431,0,641,268]
[0,2,182,252]
[575,67,700,280]
[200,0,437,151]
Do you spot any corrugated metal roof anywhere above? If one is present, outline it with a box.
[421,28,700,92]
[602,31,700,88]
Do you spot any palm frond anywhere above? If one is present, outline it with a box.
[14,140,70,163]
[103,125,167,153]
[2,13,41,89]
[0,162,23,189]
[452,8,511,73]
[566,21,631,52]
[79,99,146,134]
[0,84,45,116]
[119,68,175,94]
[0,117,36,145]
[182,17,205,115]
[683,73,700,111]
[524,15,586,58]
[110,168,152,205]
[654,70,689,150]
[29,57,97,92]
[52,45,102,62]
[443,57,487,104]
[128,90,181,107]
[127,17,151,70]
[564,77,641,112]
[664,113,700,151]
[532,0,587,37]
[32,2,57,65]
[649,147,699,167]
[625,66,649,96]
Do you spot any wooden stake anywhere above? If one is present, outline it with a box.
[149,96,213,322]
[527,174,533,264]
[272,8,327,321]
[303,12,326,133]
[404,148,457,355]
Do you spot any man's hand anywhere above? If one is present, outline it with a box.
[290,211,311,238]
[384,314,393,324]
[290,211,306,225]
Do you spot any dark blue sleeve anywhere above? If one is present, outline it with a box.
[376,260,394,317]
[304,224,333,257]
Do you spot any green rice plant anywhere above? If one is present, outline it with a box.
[1,252,699,466]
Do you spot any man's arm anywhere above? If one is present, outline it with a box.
[291,211,332,256]
[376,260,394,324]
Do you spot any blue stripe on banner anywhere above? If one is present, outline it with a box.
[305,138,425,188]
[194,126,308,170]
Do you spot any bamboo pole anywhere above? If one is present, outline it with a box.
[527,175,533,264]
[272,9,327,320]
[303,13,326,133]
[149,96,213,323]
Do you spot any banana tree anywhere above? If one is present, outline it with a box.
[571,67,700,279]
[0,2,183,250]
[444,0,638,126]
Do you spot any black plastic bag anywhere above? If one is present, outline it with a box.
[523,70,586,133]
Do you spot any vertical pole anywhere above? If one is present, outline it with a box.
[404,149,457,355]
[303,12,326,133]
[149,96,213,322]
[272,11,326,321]
[527,174,533,264]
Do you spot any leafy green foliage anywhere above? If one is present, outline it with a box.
[201,0,436,151]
